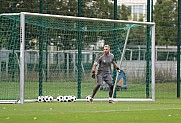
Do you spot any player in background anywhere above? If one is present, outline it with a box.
[91,45,121,103]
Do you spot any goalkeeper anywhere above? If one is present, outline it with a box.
[90,45,121,103]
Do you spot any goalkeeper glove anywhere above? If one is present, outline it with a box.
[116,67,121,73]
[92,71,96,79]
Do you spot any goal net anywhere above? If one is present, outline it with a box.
[0,12,155,104]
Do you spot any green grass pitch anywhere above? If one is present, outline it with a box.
[0,99,181,123]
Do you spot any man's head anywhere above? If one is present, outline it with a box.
[104,45,110,55]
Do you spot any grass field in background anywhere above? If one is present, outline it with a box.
[0,99,181,123]
[0,81,179,100]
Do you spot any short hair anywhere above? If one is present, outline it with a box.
[104,45,110,49]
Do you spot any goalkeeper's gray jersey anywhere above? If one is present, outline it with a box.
[96,53,115,75]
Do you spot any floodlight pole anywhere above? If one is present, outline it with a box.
[177,0,181,98]
[77,0,82,99]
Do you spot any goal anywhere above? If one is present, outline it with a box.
[0,12,155,104]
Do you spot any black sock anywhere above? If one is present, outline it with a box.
[91,85,100,98]
[109,84,113,97]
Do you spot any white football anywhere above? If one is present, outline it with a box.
[37,96,44,102]
[71,96,77,102]
[86,95,92,102]
[44,96,49,102]
[67,96,72,102]
[57,96,64,102]
[48,96,53,102]
[63,96,69,102]
[67,95,77,102]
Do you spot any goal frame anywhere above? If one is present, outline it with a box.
[0,12,155,104]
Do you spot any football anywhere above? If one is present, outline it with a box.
[63,96,69,102]
[67,96,72,102]
[48,96,54,102]
[67,95,77,102]
[44,96,49,102]
[37,96,44,102]
[71,96,77,102]
[57,96,64,102]
[86,95,92,102]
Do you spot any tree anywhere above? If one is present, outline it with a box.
[0,0,130,19]
[0,0,131,50]
[153,0,178,46]
[82,0,130,19]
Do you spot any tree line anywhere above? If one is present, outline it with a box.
[0,0,179,49]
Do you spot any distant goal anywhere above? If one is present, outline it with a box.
[0,12,155,104]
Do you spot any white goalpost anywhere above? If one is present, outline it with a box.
[0,12,155,104]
